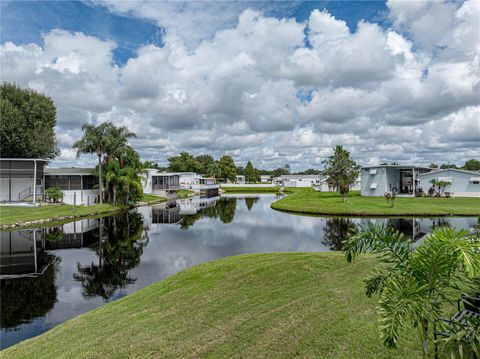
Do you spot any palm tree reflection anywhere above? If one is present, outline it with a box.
[73,212,147,300]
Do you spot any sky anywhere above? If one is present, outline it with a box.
[1,0,479,170]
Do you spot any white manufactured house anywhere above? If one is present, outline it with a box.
[272,175,323,188]
[235,175,245,184]
[142,169,181,197]
[0,158,48,203]
[317,176,361,192]
[45,168,99,205]
[179,173,219,196]
[418,169,480,197]
[361,165,432,196]
[259,175,271,183]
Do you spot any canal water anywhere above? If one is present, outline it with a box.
[1,194,478,349]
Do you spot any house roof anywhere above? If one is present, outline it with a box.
[361,165,432,170]
[45,167,95,175]
[0,158,49,162]
[274,174,323,179]
[418,168,480,177]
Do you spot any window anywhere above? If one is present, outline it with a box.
[470,177,480,184]
[370,183,377,189]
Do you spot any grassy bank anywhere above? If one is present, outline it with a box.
[3,253,420,358]
[271,188,480,216]
[221,186,281,193]
[0,203,123,228]
[0,194,167,229]
[176,189,196,198]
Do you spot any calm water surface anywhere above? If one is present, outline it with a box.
[1,194,478,349]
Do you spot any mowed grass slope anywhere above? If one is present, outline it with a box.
[0,203,121,227]
[272,189,480,216]
[4,253,420,358]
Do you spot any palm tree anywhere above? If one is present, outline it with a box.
[73,123,109,204]
[344,223,480,358]
[206,161,222,183]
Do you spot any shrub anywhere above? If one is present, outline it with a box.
[383,191,396,207]
[45,187,63,203]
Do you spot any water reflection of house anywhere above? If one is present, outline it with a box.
[0,218,100,278]
[136,201,181,228]
[0,229,49,277]
[177,196,220,215]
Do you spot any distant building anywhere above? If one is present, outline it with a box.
[0,158,48,203]
[360,165,432,196]
[142,169,181,197]
[272,174,323,188]
[236,175,245,184]
[259,175,271,183]
[179,173,219,197]
[318,176,361,192]
[419,169,480,197]
[45,168,98,205]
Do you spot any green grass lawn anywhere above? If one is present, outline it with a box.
[0,203,122,228]
[271,188,480,216]
[221,186,281,193]
[176,189,196,198]
[139,193,168,204]
[3,252,420,358]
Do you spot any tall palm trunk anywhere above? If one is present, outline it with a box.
[98,153,103,204]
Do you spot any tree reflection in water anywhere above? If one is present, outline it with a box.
[1,254,58,329]
[73,212,147,300]
[322,218,357,251]
[244,197,259,211]
[180,198,238,229]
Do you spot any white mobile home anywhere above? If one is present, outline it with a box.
[0,158,48,203]
[179,173,219,196]
[273,175,323,188]
[419,169,480,197]
[45,168,99,205]
[318,176,361,192]
[142,169,180,197]
[361,165,432,196]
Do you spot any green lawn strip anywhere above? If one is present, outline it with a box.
[4,252,420,358]
[176,189,196,198]
[0,194,168,229]
[271,188,480,216]
[0,203,123,229]
[138,193,168,204]
[221,186,281,193]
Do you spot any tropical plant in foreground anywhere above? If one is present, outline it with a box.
[344,223,480,358]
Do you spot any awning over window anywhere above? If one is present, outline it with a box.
[370,183,377,189]
[437,177,451,182]
[469,177,480,182]
[369,169,377,175]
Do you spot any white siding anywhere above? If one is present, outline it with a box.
[419,170,480,197]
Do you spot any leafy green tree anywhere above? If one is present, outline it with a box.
[195,154,214,174]
[168,152,202,173]
[206,161,222,182]
[440,163,458,169]
[142,160,165,171]
[322,145,360,202]
[344,224,480,358]
[271,165,291,178]
[463,159,480,171]
[219,155,237,183]
[298,168,322,175]
[429,163,438,169]
[245,161,258,183]
[0,82,59,159]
